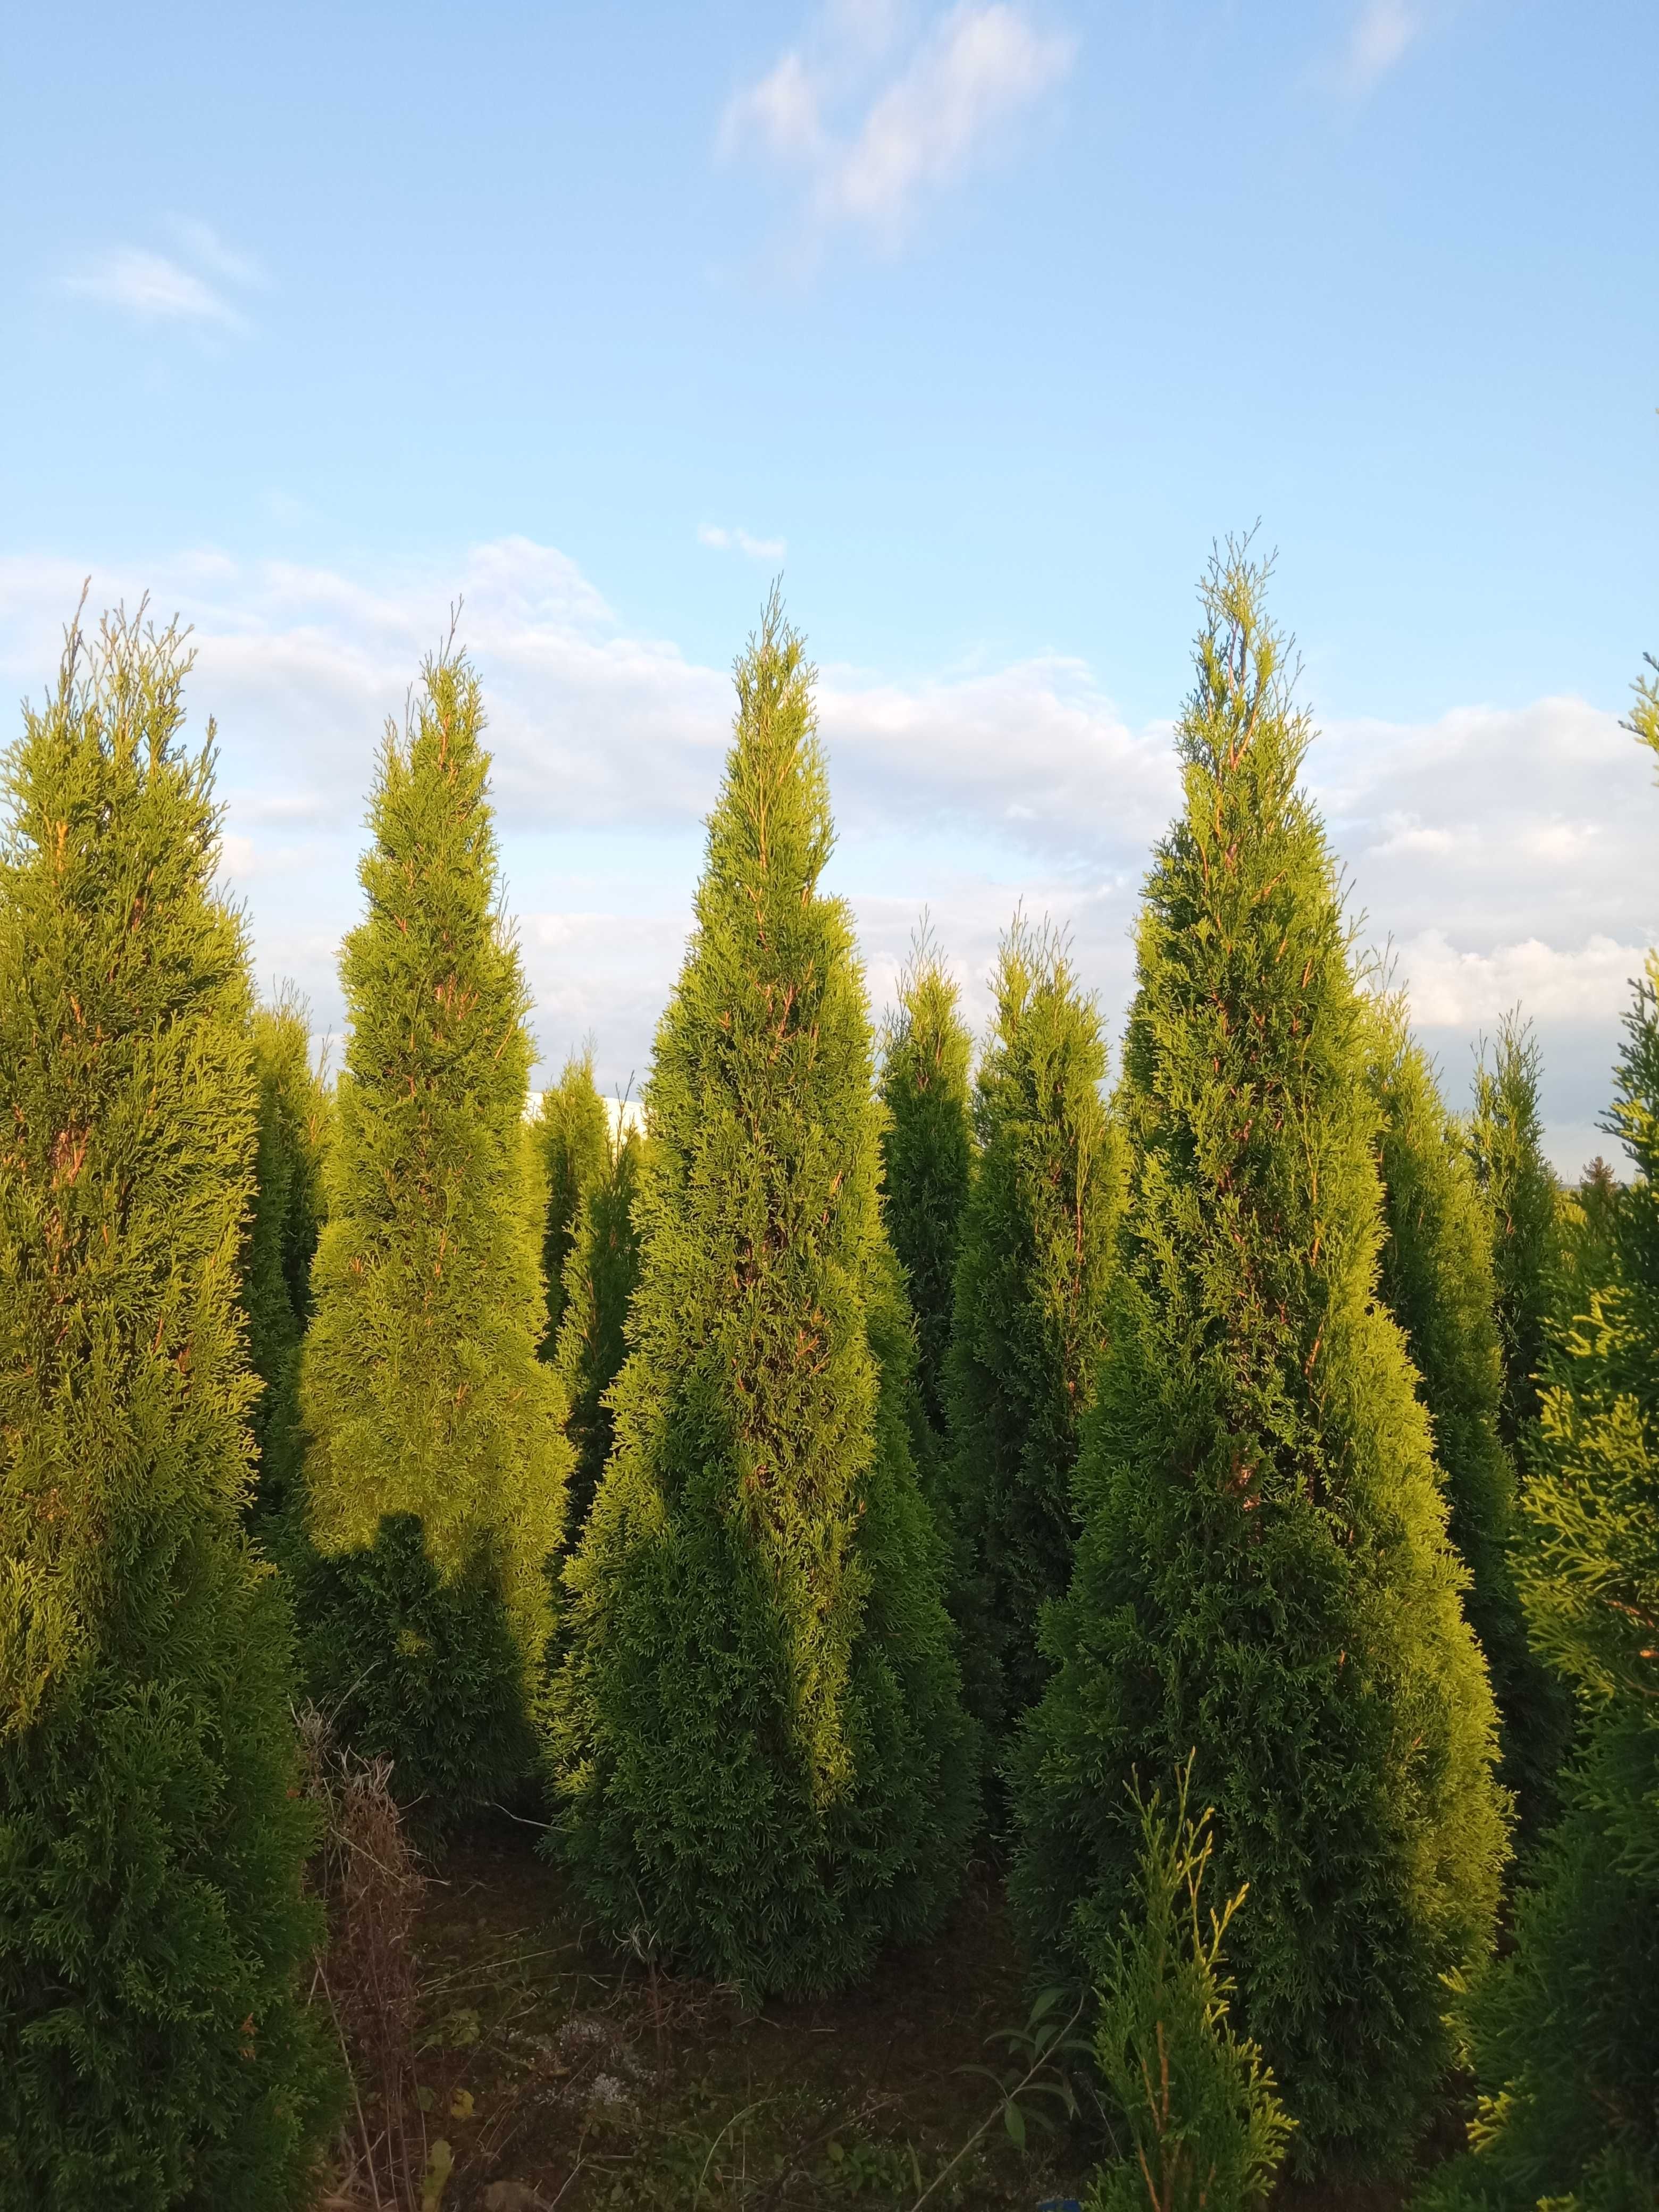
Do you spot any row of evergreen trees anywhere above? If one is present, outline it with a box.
[1,572,1653,2209]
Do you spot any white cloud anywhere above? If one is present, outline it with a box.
[62,221,264,334]
[699,523,789,560]
[1324,0,1433,95]
[1,534,1652,1174]
[722,3,1074,244]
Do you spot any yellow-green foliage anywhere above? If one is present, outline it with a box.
[299,644,569,1815]
[534,1045,610,1358]
[1469,1013,1563,1455]
[879,923,974,1436]
[244,988,329,1529]
[544,595,976,1996]
[1420,685,1659,2212]
[1013,549,1509,2174]
[1085,1766,1295,2212]
[1368,994,1569,1827]
[946,914,1124,1733]
[0,609,334,2207]
[552,1118,645,1546]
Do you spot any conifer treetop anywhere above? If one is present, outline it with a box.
[1,606,256,1708]
[302,639,564,1661]
[581,589,884,1808]
[1121,541,1382,1500]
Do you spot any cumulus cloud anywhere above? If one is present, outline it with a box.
[62,221,264,334]
[699,523,789,560]
[722,3,1075,244]
[1,534,1650,1171]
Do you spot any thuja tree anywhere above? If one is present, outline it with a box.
[243,989,329,1530]
[544,596,976,1997]
[299,644,569,1817]
[1367,995,1568,1827]
[0,611,334,2206]
[1011,550,1509,2176]
[945,914,1122,1732]
[1469,1013,1561,1455]
[534,1046,610,1358]
[878,921,974,1435]
[1420,665,1659,2212]
[552,1119,644,1547]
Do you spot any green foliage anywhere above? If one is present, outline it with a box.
[1011,547,1509,2175]
[879,920,974,1435]
[244,988,329,1529]
[1367,994,1569,1826]
[1084,1765,1295,2212]
[0,609,336,2207]
[543,594,976,1997]
[534,1045,611,1358]
[945,914,1123,1731]
[1469,1013,1562,1455]
[298,643,569,1818]
[553,1118,646,1545]
[1561,1156,1624,1306]
[1421,946,1659,2212]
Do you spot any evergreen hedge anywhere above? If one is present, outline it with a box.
[0,610,334,2208]
[1419,664,1659,2212]
[244,989,329,1530]
[945,915,1123,1735]
[1469,1014,1562,1456]
[1367,994,1568,1826]
[552,1119,644,1547]
[543,596,976,1996]
[534,1046,610,1359]
[1011,550,1509,2175]
[298,644,569,1819]
[878,923,974,1437]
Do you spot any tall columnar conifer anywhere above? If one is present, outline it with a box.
[1420,664,1659,2212]
[299,645,568,1817]
[544,596,976,1996]
[1011,551,1509,2174]
[1367,995,1567,1825]
[534,1046,610,1358]
[244,989,329,1530]
[878,923,974,1436]
[552,1118,644,1547]
[0,611,334,2206]
[945,915,1122,1731]
[1469,1014,1561,1456]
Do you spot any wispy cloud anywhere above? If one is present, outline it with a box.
[698,523,789,560]
[1328,0,1426,95]
[62,221,265,334]
[722,3,1075,246]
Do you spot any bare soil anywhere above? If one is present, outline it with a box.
[346,1815,1454,2211]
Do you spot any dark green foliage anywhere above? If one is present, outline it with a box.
[0,610,336,2207]
[299,644,568,1819]
[544,596,976,1997]
[1469,1013,1562,1456]
[552,1119,644,1546]
[1368,995,1569,1826]
[945,915,1123,1731]
[879,921,974,1435]
[244,989,329,1529]
[1085,1765,1295,2212]
[534,1046,610,1358]
[1419,940,1659,2208]
[1011,549,1509,2176]
[1564,1155,1624,1302]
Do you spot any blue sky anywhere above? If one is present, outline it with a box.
[3,0,1656,1168]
